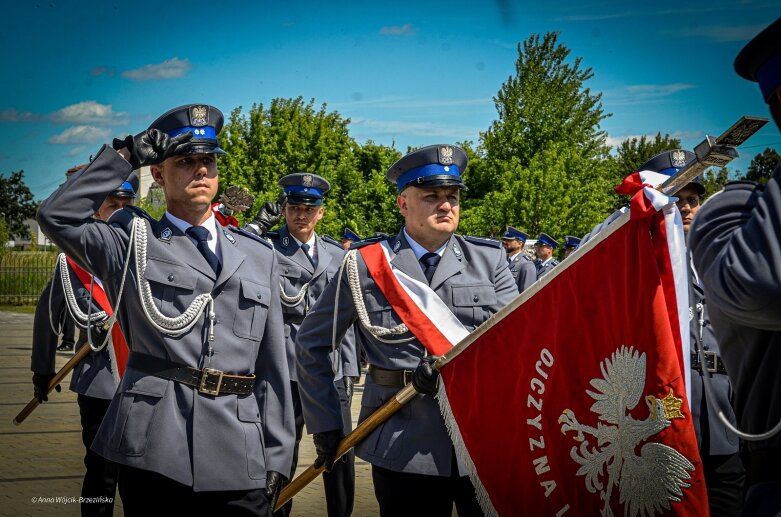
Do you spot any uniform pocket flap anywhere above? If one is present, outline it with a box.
[237,395,262,422]
[125,375,169,398]
[451,284,497,307]
[143,258,197,290]
[240,278,270,307]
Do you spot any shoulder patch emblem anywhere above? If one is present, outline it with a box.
[223,229,236,244]
[160,227,172,241]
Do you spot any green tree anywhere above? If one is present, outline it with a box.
[462,32,613,239]
[611,133,682,179]
[0,217,9,257]
[743,147,780,184]
[701,167,731,195]
[219,97,402,238]
[0,170,38,239]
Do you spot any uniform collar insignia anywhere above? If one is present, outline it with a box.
[282,236,290,247]
[452,242,462,257]
[393,239,401,252]
[223,229,236,244]
[160,227,172,241]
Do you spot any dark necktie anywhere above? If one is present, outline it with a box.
[301,243,316,268]
[420,252,441,284]
[186,225,221,275]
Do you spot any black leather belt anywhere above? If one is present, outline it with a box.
[691,350,728,375]
[127,352,255,396]
[368,365,412,387]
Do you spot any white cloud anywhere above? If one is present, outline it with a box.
[67,146,88,157]
[379,23,416,36]
[47,126,111,145]
[350,117,481,140]
[0,108,36,122]
[605,130,704,149]
[51,101,128,125]
[122,57,192,81]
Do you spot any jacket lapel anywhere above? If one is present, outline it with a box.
[280,225,314,274]
[389,232,428,285]
[158,215,216,281]
[312,234,334,279]
[215,227,246,288]
[430,235,466,291]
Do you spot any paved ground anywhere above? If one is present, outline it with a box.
[0,311,379,516]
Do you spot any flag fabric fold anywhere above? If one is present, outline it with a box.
[437,188,706,516]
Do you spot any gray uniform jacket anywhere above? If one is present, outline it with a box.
[31,259,117,399]
[689,169,781,457]
[688,262,739,456]
[534,257,559,279]
[36,145,295,492]
[267,226,359,382]
[508,252,536,292]
[295,231,518,476]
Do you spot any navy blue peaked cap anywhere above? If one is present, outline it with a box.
[342,227,361,241]
[564,235,581,248]
[386,144,468,192]
[639,150,705,195]
[502,226,528,241]
[148,104,226,156]
[536,233,558,249]
[279,173,331,206]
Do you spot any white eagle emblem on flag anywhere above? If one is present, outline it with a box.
[558,345,694,516]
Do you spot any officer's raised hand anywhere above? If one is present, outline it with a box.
[312,429,343,472]
[411,355,440,396]
[250,194,285,235]
[112,129,192,169]
[264,470,286,510]
[32,373,60,403]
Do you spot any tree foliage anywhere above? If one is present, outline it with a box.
[701,167,731,196]
[218,97,402,238]
[461,32,614,239]
[743,147,780,184]
[1,170,38,239]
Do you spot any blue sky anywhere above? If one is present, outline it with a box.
[1,0,779,200]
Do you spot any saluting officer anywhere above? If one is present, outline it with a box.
[533,233,559,279]
[562,235,581,259]
[295,144,518,516]
[501,226,535,292]
[31,172,137,517]
[251,173,359,517]
[689,17,781,515]
[642,150,745,516]
[36,104,294,517]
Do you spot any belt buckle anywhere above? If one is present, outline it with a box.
[199,368,224,395]
[703,351,718,374]
[402,370,413,385]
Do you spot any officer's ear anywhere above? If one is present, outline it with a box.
[397,192,408,216]
[150,163,165,187]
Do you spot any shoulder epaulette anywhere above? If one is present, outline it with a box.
[231,227,273,249]
[266,230,280,238]
[349,234,388,250]
[107,205,155,228]
[321,235,343,248]
[550,259,560,266]
[462,235,502,248]
[724,180,765,192]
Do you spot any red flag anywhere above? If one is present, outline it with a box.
[65,256,129,378]
[438,201,707,515]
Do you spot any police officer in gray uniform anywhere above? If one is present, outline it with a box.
[641,150,744,516]
[31,175,137,517]
[36,104,294,516]
[502,226,535,292]
[295,144,518,516]
[562,235,581,259]
[533,233,559,279]
[248,173,359,517]
[689,17,781,515]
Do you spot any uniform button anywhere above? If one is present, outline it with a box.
[473,295,479,302]
[168,274,174,281]
[257,292,262,299]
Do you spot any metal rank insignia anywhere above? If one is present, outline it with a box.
[160,227,173,241]
[393,240,401,252]
[671,150,687,168]
[452,242,462,257]
[282,236,290,247]
[438,146,454,165]
[302,174,314,187]
[223,229,236,244]
[189,105,209,127]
